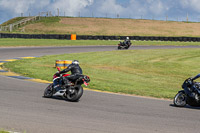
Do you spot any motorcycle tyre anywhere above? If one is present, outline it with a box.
[44,83,53,98]
[173,91,186,107]
[65,86,83,102]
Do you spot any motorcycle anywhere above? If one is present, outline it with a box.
[173,78,200,107]
[118,41,131,50]
[44,67,90,102]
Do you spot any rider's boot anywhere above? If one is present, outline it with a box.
[63,80,75,94]
[189,92,200,102]
[195,93,200,102]
[63,79,72,88]
[189,92,195,98]
[53,85,61,92]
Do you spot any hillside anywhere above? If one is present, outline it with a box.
[2,17,200,37]
[1,17,27,26]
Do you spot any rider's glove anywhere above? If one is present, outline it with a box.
[189,77,194,81]
[187,77,194,85]
[55,72,60,76]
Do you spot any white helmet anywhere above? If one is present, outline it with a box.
[126,37,129,40]
[72,60,79,65]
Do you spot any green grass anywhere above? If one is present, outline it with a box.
[1,17,27,26]
[1,38,200,47]
[0,130,9,133]
[0,39,117,47]
[3,49,200,99]
[38,17,61,24]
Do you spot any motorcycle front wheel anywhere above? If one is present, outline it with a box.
[43,83,53,98]
[65,86,83,102]
[173,91,186,107]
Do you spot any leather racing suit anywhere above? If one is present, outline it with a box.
[59,64,83,86]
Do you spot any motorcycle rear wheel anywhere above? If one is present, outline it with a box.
[65,86,83,102]
[44,84,53,98]
[173,92,186,107]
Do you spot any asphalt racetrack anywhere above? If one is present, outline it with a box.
[1,45,200,133]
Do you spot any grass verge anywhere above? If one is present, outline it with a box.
[3,48,200,99]
[0,39,116,47]
[0,130,9,133]
[1,38,200,47]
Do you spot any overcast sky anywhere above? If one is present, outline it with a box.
[1,0,200,24]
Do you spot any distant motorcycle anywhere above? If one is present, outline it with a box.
[118,41,131,50]
[44,67,90,102]
[174,78,200,107]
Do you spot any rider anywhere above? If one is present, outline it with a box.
[191,74,200,81]
[55,60,82,88]
[187,74,200,101]
[123,37,131,46]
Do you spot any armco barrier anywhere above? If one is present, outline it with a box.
[1,33,200,42]
[103,36,109,40]
[87,36,93,40]
[97,35,103,40]
[77,35,87,40]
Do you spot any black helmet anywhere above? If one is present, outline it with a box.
[72,60,79,65]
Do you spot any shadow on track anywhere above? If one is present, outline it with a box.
[169,104,200,110]
[42,96,80,102]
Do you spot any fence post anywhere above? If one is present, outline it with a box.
[57,8,59,16]
[9,24,13,32]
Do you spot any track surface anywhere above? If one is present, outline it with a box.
[1,46,200,133]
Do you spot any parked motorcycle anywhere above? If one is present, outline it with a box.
[44,67,90,102]
[118,41,131,50]
[173,78,200,107]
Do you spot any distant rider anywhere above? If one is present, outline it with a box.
[55,60,82,88]
[123,37,131,46]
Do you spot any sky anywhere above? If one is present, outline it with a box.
[1,0,200,24]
